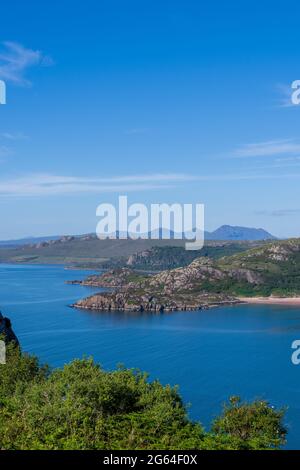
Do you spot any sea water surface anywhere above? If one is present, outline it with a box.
[1,263,300,449]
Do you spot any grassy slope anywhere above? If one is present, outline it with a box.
[210,239,300,297]
[118,239,300,299]
[0,237,257,268]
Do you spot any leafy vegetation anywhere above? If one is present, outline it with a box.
[214,239,300,297]
[0,345,287,450]
[123,244,252,271]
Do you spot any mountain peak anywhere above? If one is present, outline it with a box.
[206,225,277,241]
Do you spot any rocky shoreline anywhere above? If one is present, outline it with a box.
[71,265,243,313]
[73,293,242,313]
[70,240,300,314]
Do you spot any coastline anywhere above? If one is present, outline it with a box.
[72,294,242,313]
[238,296,300,305]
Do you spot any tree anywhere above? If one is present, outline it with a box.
[0,348,287,450]
[203,396,287,450]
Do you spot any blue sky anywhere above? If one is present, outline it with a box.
[0,0,300,239]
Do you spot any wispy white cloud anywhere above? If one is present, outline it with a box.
[0,41,53,85]
[233,139,300,158]
[0,131,29,141]
[0,171,300,197]
[0,173,197,197]
[193,172,300,182]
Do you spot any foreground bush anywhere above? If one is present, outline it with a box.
[0,345,287,450]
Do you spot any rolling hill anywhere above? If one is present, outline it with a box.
[0,225,277,267]
[73,239,300,312]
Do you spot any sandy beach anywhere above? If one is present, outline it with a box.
[238,297,300,305]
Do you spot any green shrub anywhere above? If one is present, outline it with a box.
[0,348,287,450]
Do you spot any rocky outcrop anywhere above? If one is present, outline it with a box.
[71,239,300,313]
[27,235,77,249]
[125,246,209,271]
[72,259,242,313]
[144,258,226,294]
[74,291,240,313]
[226,268,262,284]
[0,312,19,346]
[71,256,260,313]
[67,268,147,288]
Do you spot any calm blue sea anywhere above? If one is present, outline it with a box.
[1,263,300,449]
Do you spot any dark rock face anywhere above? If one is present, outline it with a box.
[0,312,19,346]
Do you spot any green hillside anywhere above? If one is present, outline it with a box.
[0,235,258,269]
[214,239,300,296]
[73,239,300,312]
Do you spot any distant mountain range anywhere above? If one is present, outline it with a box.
[205,225,276,241]
[0,225,277,247]
[147,225,276,241]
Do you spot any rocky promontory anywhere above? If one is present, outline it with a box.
[71,240,300,313]
[72,260,244,313]
[0,312,19,346]
[74,291,240,312]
